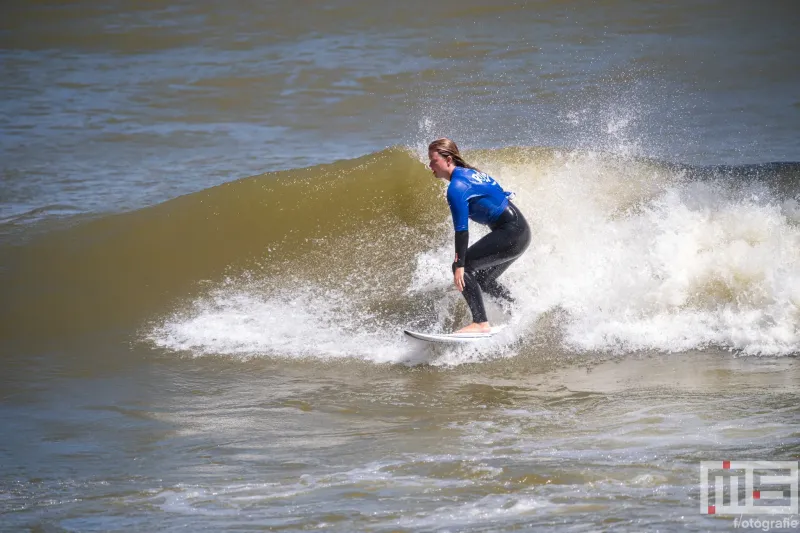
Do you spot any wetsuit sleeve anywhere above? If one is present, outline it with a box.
[447,180,470,270]
[453,230,468,271]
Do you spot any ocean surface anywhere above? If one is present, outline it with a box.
[1,1,799,531]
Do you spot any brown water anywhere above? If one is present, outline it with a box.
[1,1,799,531]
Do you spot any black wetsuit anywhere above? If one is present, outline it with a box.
[456,202,530,323]
[446,167,531,323]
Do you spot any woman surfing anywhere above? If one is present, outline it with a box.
[428,138,531,334]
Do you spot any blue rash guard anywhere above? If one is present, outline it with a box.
[446,166,512,232]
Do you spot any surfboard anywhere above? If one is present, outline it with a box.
[403,325,507,344]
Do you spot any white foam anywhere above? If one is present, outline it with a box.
[151,148,800,361]
[148,280,413,363]
[467,154,800,356]
[395,493,553,530]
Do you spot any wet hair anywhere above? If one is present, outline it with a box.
[428,138,479,171]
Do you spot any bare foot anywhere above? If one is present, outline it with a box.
[455,322,491,334]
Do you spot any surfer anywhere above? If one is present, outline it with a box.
[428,138,531,334]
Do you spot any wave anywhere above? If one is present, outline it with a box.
[1,147,799,360]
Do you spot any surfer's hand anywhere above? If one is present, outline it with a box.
[454,267,465,292]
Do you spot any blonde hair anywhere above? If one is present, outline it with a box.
[428,138,479,171]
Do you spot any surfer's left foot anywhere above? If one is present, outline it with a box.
[456,322,491,334]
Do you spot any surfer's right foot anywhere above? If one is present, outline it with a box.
[456,322,491,334]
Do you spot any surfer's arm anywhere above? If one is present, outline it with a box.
[451,230,467,292]
[447,182,470,290]
[447,180,469,232]
[453,230,468,270]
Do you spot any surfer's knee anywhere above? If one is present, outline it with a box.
[462,269,479,286]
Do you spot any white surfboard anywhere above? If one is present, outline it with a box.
[403,325,507,344]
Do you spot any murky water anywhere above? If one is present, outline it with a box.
[1,1,798,531]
